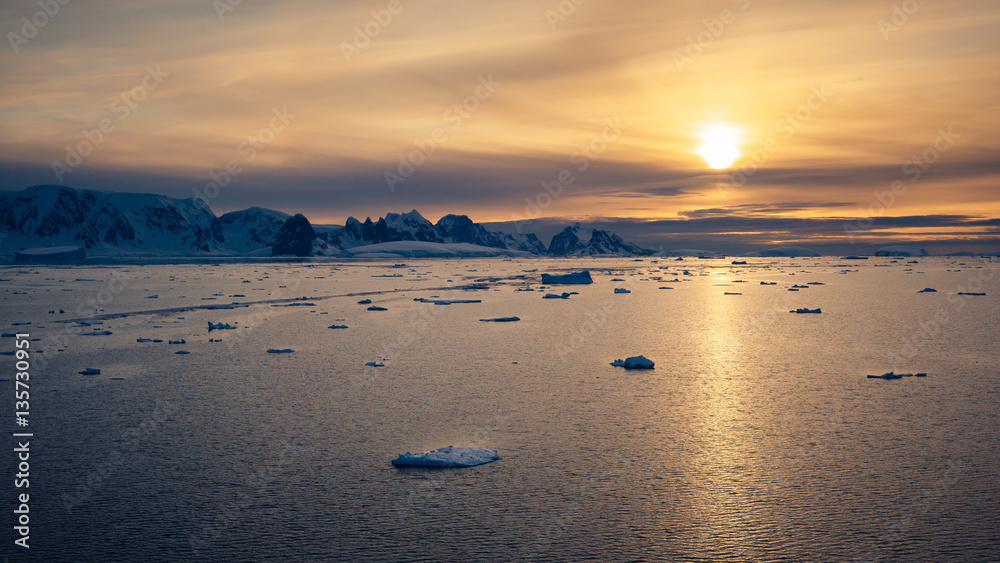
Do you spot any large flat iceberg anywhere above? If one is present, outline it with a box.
[540,270,593,284]
[391,446,499,467]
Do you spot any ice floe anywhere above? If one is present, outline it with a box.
[614,288,631,294]
[267,348,295,353]
[917,288,937,293]
[208,322,236,330]
[391,446,499,467]
[367,305,388,311]
[610,355,655,369]
[543,292,571,299]
[480,317,520,322]
[365,361,385,367]
[540,270,593,284]
[328,325,349,329]
[78,368,101,375]
[790,308,822,314]
[867,371,927,380]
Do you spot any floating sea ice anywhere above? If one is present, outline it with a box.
[207,322,236,330]
[614,288,631,294]
[540,270,593,284]
[610,355,655,369]
[957,292,986,296]
[365,361,385,367]
[175,350,190,354]
[917,288,937,293]
[724,292,742,295]
[137,338,153,342]
[145,295,159,299]
[391,446,499,467]
[168,339,186,344]
[328,325,349,329]
[267,348,294,353]
[367,306,388,311]
[480,317,520,322]
[358,299,372,304]
[790,308,822,314]
[542,292,571,299]
[77,330,113,336]
[79,368,101,375]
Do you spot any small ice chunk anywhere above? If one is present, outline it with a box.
[391,446,499,467]
[365,361,385,367]
[367,305,388,311]
[267,348,295,353]
[480,317,520,322]
[79,368,101,375]
[917,288,937,293]
[790,308,822,314]
[175,350,190,354]
[614,288,631,294]
[208,322,236,330]
[542,292,571,299]
[328,325,349,329]
[168,339,186,344]
[610,355,655,369]
[358,299,372,304]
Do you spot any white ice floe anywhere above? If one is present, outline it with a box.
[540,270,593,284]
[610,355,655,369]
[391,446,499,467]
[480,317,520,322]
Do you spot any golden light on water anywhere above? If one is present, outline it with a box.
[696,123,743,170]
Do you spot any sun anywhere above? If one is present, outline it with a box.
[696,123,742,169]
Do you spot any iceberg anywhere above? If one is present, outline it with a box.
[610,355,655,369]
[391,446,499,467]
[479,316,520,322]
[208,322,236,330]
[540,270,593,284]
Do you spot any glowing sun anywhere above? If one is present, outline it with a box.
[696,124,742,169]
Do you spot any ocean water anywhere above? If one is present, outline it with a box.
[1,257,998,562]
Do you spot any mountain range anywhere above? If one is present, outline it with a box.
[0,185,654,258]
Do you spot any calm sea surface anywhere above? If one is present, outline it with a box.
[0,257,997,562]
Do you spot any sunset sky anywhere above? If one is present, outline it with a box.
[2,0,998,252]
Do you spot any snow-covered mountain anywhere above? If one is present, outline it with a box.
[0,185,225,256]
[220,207,290,254]
[321,209,547,254]
[547,223,654,256]
[0,186,649,259]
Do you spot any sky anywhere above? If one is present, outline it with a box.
[2,0,998,253]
